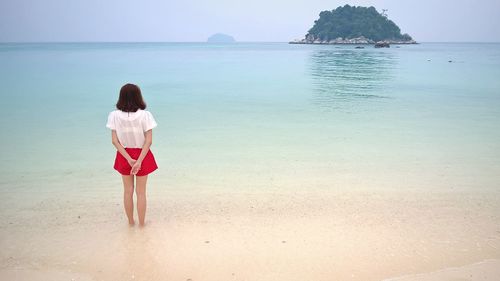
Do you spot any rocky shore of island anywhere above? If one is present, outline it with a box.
[289,35,417,45]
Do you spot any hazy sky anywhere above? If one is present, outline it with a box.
[1,0,499,42]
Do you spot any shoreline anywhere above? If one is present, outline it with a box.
[289,35,417,45]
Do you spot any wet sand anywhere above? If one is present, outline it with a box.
[1,187,500,281]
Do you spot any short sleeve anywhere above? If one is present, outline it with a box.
[106,111,116,130]
[142,111,158,132]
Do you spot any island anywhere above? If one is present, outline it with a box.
[207,33,236,43]
[290,5,416,46]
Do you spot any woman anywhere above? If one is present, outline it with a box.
[106,83,158,227]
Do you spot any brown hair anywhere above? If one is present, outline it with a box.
[116,83,146,112]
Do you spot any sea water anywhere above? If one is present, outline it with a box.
[0,42,499,196]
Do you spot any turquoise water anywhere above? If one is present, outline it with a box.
[0,42,499,192]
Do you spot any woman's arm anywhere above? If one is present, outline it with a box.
[130,129,153,175]
[111,130,136,167]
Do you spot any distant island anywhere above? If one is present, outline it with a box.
[290,5,416,45]
[207,33,236,43]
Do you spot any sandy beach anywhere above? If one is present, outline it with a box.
[385,259,500,281]
[1,186,500,281]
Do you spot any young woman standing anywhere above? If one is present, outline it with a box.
[106,83,158,227]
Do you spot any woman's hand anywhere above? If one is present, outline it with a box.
[127,158,137,167]
[131,161,142,175]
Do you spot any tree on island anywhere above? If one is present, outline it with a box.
[306,5,413,42]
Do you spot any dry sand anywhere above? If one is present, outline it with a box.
[384,259,500,281]
[1,187,500,281]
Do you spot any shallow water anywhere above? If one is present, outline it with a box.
[0,42,499,194]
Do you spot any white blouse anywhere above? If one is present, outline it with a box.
[106,109,157,148]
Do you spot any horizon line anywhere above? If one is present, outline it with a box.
[1,40,500,44]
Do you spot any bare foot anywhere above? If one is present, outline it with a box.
[138,221,146,228]
[128,220,135,226]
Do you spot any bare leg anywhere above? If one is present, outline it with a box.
[122,175,135,225]
[136,175,148,227]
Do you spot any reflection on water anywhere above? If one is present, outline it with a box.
[309,48,397,109]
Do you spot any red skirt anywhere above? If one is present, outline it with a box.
[114,148,158,176]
